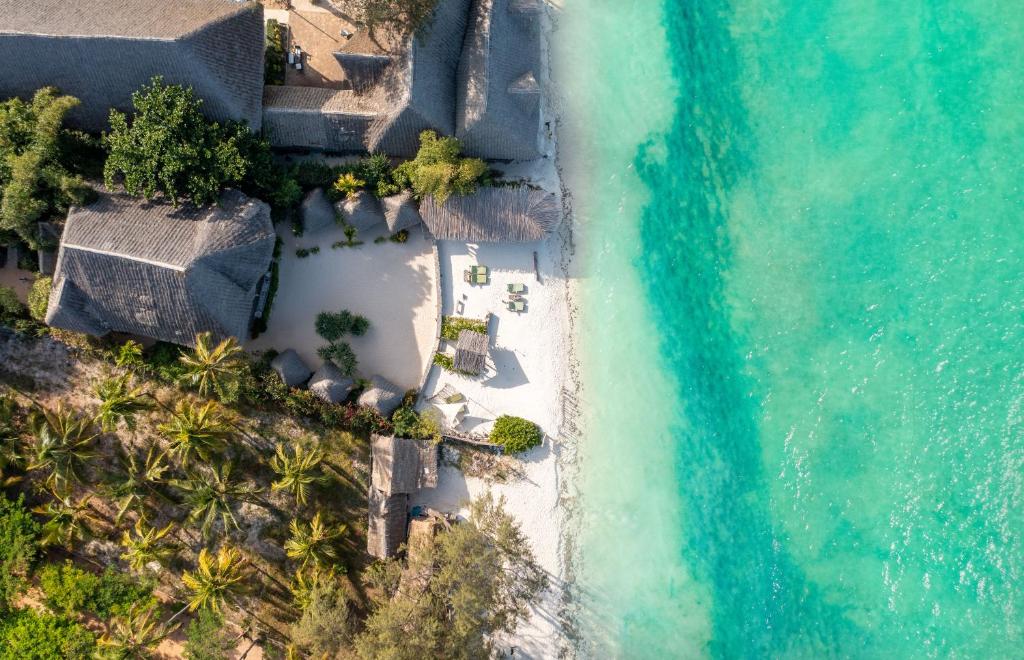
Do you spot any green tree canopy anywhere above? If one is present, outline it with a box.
[394,130,486,203]
[490,415,543,454]
[342,0,439,38]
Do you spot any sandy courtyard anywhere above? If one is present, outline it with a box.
[248,223,439,391]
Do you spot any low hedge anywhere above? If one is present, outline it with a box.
[490,415,542,454]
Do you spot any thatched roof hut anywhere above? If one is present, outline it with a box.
[420,186,559,242]
[453,330,488,375]
[335,191,385,233]
[367,487,408,559]
[0,0,264,131]
[455,0,542,160]
[262,85,380,153]
[46,189,274,345]
[358,375,405,416]
[301,188,337,235]
[271,349,312,389]
[382,191,422,233]
[371,434,439,496]
[308,362,355,404]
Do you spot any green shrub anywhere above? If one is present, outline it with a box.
[490,416,542,454]
[39,562,154,618]
[318,341,358,377]
[440,316,488,341]
[291,161,337,190]
[297,248,312,258]
[0,495,40,611]
[316,310,370,341]
[0,609,95,660]
[143,342,189,383]
[433,353,453,370]
[393,130,487,203]
[0,287,24,325]
[392,406,439,441]
[184,609,234,660]
[26,276,50,321]
[356,153,400,197]
[388,229,409,243]
[265,19,286,85]
[91,566,155,617]
[333,172,365,200]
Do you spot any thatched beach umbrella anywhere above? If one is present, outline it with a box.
[271,349,312,388]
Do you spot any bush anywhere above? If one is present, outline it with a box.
[393,130,487,203]
[433,353,453,370]
[184,609,234,660]
[290,580,352,657]
[265,19,286,85]
[91,566,156,617]
[388,229,409,244]
[39,562,154,618]
[490,416,542,454]
[143,342,189,383]
[291,161,337,190]
[296,248,312,258]
[355,153,400,198]
[333,172,365,200]
[0,495,40,611]
[318,341,358,377]
[316,310,370,341]
[26,276,50,321]
[392,406,439,441]
[0,609,95,660]
[440,316,488,341]
[0,287,24,325]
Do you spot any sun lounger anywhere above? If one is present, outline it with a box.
[507,283,525,294]
[507,300,525,312]
[471,265,489,276]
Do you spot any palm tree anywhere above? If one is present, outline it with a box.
[158,401,232,467]
[289,565,337,611]
[0,397,22,490]
[110,446,170,522]
[94,375,152,432]
[269,443,325,506]
[120,519,176,572]
[283,512,344,570]
[170,545,249,624]
[27,404,98,493]
[178,332,246,401]
[99,602,177,658]
[34,490,101,548]
[172,462,261,539]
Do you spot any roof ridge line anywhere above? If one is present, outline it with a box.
[62,243,186,272]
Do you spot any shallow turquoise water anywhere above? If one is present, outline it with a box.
[557,0,1024,657]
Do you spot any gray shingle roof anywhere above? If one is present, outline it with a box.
[308,362,355,404]
[455,0,542,160]
[262,85,381,153]
[271,349,313,388]
[382,191,422,233]
[0,0,264,131]
[371,434,439,496]
[358,375,405,416]
[420,186,558,242]
[46,189,274,346]
[367,488,408,558]
[335,191,385,232]
[301,188,337,235]
[334,52,393,93]
[453,329,488,375]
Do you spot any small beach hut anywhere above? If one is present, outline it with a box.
[301,188,337,235]
[382,191,422,233]
[367,487,409,559]
[453,329,488,375]
[335,191,385,233]
[358,375,405,416]
[370,434,439,495]
[420,186,559,242]
[308,362,355,404]
[271,349,312,388]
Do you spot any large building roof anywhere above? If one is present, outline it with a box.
[420,186,559,242]
[371,434,439,496]
[0,0,264,130]
[455,0,542,161]
[46,189,274,346]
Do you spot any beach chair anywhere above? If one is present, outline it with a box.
[507,300,525,313]
[507,282,526,294]
[471,265,489,277]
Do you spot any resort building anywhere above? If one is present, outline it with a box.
[46,190,275,347]
[368,434,439,558]
[420,186,560,241]
[0,0,264,131]
[456,0,544,160]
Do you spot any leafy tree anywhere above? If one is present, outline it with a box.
[354,494,546,659]
[284,512,344,570]
[120,519,176,572]
[490,415,543,454]
[0,88,92,247]
[0,608,96,660]
[26,404,99,492]
[269,443,325,506]
[290,577,352,657]
[393,130,486,203]
[94,375,152,432]
[0,494,39,611]
[38,560,100,615]
[343,0,440,38]
[173,462,260,539]
[317,341,358,377]
[158,400,232,467]
[179,332,246,402]
[34,490,100,548]
[392,406,438,440]
[98,602,176,660]
[264,19,286,86]
[0,286,24,326]
[356,153,400,197]
[104,78,244,206]
[26,275,51,321]
[183,609,234,660]
[175,545,249,621]
[333,171,365,200]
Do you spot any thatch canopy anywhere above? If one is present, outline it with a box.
[301,188,337,234]
[367,488,408,559]
[46,189,274,346]
[308,362,355,404]
[358,375,405,416]
[262,85,381,153]
[420,186,558,242]
[371,434,439,496]
[335,191,385,233]
[271,349,312,389]
[382,191,422,233]
[455,0,542,160]
[453,329,488,375]
[0,0,264,131]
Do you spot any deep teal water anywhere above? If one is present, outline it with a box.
[559,0,1024,657]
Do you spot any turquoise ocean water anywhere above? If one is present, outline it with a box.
[556,0,1024,657]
